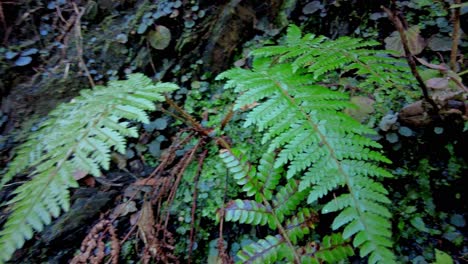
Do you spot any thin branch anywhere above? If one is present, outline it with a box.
[450,0,461,71]
[164,96,232,150]
[187,149,208,263]
[382,6,439,112]
[163,139,202,229]
[72,3,95,87]
[0,2,6,33]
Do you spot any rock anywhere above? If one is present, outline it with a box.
[379,113,398,131]
[398,100,432,127]
[41,188,118,245]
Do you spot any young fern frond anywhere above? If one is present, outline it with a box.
[217,27,400,263]
[0,73,178,263]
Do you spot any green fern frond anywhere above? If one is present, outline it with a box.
[224,199,275,228]
[237,235,291,264]
[0,73,178,263]
[219,149,259,199]
[218,30,398,262]
[233,208,322,264]
[272,179,307,222]
[284,208,317,244]
[257,152,282,201]
[235,207,320,264]
[219,149,322,263]
[251,24,413,94]
[299,233,354,263]
[219,149,283,203]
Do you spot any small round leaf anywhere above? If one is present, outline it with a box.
[15,56,32,66]
[5,51,18,60]
[147,25,171,50]
[398,126,413,137]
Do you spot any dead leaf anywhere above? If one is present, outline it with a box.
[432,90,462,103]
[73,170,88,180]
[130,212,140,225]
[137,200,157,256]
[345,96,375,122]
[399,100,432,126]
[111,152,127,170]
[110,201,137,218]
[133,178,159,186]
[384,26,425,56]
[426,77,449,90]
[82,176,96,187]
[400,100,424,117]
[415,57,449,71]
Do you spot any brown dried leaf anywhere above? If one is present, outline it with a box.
[415,57,449,71]
[426,77,449,90]
[385,26,425,56]
[137,200,156,246]
[111,152,127,170]
[73,170,88,180]
[110,201,137,219]
[133,178,159,186]
[82,176,96,187]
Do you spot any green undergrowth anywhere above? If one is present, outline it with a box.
[0,22,465,264]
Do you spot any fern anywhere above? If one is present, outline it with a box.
[219,149,353,263]
[217,25,400,263]
[301,233,355,263]
[0,73,178,263]
[252,25,415,101]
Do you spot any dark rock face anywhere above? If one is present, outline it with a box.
[12,188,118,263]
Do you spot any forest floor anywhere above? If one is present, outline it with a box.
[0,1,467,263]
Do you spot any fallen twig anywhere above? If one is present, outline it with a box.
[187,149,208,263]
[382,6,439,112]
[450,0,461,71]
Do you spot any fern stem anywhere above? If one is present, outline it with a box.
[262,196,302,263]
[164,96,233,151]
